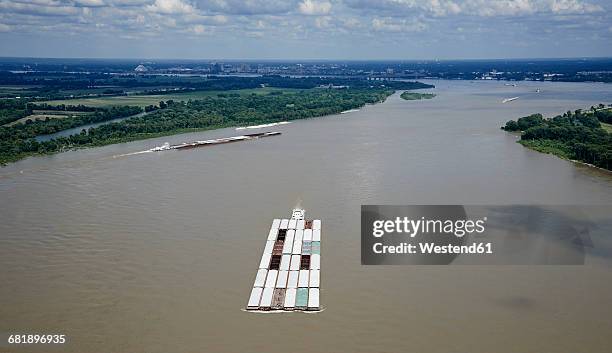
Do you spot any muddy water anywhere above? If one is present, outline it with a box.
[1,80,612,352]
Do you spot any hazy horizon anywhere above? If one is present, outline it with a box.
[1,56,612,62]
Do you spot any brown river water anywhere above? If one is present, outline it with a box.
[1,80,612,352]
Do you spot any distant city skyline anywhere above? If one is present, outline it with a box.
[0,0,611,60]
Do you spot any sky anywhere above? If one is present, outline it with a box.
[0,0,611,60]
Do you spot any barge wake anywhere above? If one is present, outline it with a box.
[236,122,290,130]
[502,97,519,103]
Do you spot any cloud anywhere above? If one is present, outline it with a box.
[0,0,609,59]
[0,1,80,16]
[146,0,195,14]
[246,31,264,38]
[315,16,331,28]
[468,0,535,17]
[192,23,205,34]
[372,17,427,32]
[298,0,331,15]
[183,13,228,25]
[73,0,106,7]
[340,17,361,29]
[345,0,603,17]
[550,0,602,14]
[198,0,295,15]
[254,20,266,29]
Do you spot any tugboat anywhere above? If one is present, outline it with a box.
[291,208,305,220]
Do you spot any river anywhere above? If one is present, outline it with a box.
[35,111,151,142]
[1,80,612,353]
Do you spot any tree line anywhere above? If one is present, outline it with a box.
[502,105,612,170]
[0,89,392,165]
[0,105,143,164]
[0,71,433,97]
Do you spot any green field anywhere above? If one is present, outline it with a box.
[40,87,304,108]
[5,114,69,126]
[0,85,42,98]
[3,110,91,127]
[601,122,612,133]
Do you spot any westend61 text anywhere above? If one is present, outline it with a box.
[372,242,493,255]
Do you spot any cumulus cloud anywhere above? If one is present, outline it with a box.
[550,0,602,14]
[0,1,80,16]
[183,13,228,25]
[146,0,195,14]
[345,0,603,17]
[468,0,535,16]
[0,0,609,58]
[198,0,294,15]
[298,0,331,15]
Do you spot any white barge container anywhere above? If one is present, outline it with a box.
[308,288,320,310]
[254,269,267,287]
[287,270,299,288]
[298,269,309,288]
[289,255,300,271]
[284,288,297,310]
[265,270,278,288]
[276,270,289,288]
[247,287,263,310]
[260,287,274,309]
[280,255,291,271]
[309,270,320,288]
[246,208,321,312]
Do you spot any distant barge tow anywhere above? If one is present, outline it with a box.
[149,131,281,152]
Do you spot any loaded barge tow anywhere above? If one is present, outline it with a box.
[247,208,321,312]
[149,131,281,152]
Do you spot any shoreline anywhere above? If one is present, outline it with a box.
[1,92,394,166]
[518,140,612,174]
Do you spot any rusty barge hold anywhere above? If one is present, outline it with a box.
[246,208,321,312]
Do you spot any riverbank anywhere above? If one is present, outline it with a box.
[502,107,612,171]
[1,89,394,166]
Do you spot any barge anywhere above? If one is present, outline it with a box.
[247,208,321,312]
[149,131,281,152]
